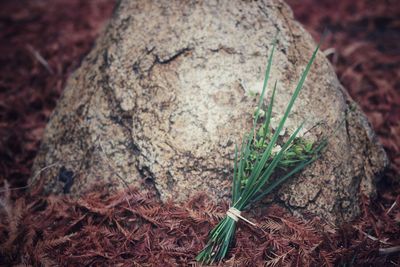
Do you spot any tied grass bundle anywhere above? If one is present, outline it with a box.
[196,41,327,264]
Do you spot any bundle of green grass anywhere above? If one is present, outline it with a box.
[196,40,327,264]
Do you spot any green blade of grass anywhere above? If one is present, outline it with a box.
[232,144,240,203]
[237,135,248,198]
[237,133,253,192]
[251,157,316,203]
[261,80,277,144]
[252,39,277,133]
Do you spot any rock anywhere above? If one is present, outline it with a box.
[31,0,387,225]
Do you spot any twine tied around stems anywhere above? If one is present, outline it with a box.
[226,207,256,226]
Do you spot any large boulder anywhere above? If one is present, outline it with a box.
[32,0,387,224]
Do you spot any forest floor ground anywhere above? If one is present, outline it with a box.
[0,0,399,266]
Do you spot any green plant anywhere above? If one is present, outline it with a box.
[196,40,327,264]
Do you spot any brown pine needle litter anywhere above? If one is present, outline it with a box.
[0,0,399,266]
[1,181,399,266]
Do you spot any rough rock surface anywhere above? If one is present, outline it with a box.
[32,0,387,224]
